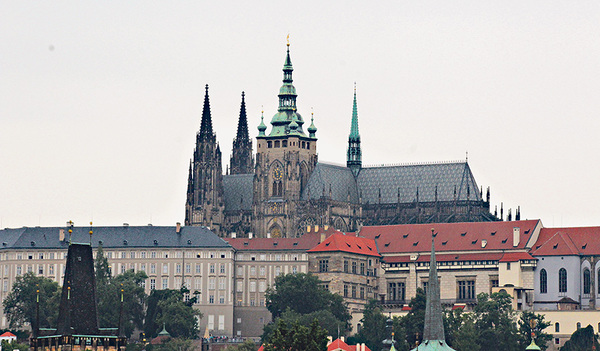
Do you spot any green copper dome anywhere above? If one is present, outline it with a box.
[257,112,267,136]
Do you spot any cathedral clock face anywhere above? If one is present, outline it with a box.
[273,165,283,181]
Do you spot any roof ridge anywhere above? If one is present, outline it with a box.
[362,160,465,168]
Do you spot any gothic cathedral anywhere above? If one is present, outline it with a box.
[185,43,499,238]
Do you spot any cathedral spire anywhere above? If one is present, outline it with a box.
[347,83,362,177]
[413,229,455,351]
[199,84,214,142]
[230,91,254,174]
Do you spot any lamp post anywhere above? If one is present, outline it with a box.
[525,319,541,350]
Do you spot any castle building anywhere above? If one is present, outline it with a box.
[185,43,499,238]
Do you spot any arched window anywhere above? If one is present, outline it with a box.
[555,322,560,333]
[577,322,581,330]
[584,268,591,295]
[559,268,568,293]
[540,269,547,294]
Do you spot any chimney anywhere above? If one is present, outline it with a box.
[231,232,236,238]
[249,232,253,239]
[320,232,326,243]
[59,229,65,242]
[513,227,520,247]
[361,343,366,351]
[481,239,487,248]
[340,336,345,342]
[176,222,181,234]
[315,225,319,232]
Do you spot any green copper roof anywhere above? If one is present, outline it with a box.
[264,43,312,139]
[349,87,360,139]
[307,113,317,137]
[257,111,267,136]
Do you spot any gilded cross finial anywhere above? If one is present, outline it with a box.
[354,81,356,93]
[287,34,290,46]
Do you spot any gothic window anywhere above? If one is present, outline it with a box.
[282,140,287,147]
[559,268,567,293]
[274,140,280,148]
[540,269,547,294]
[555,323,560,333]
[584,268,591,295]
[597,269,600,294]
[267,141,272,148]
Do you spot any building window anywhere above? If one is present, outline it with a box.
[559,268,568,293]
[162,278,168,289]
[219,295,225,304]
[220,264,226,274]
[458,280,476,301]
[343,284,348,297]
[422,281,429,296]
[344,260,349,273]
[360,262,365,275]
[555,322,560,333]
[150,279,156,290]
[506,262,511,270]
[150,264,156,274]
[209,295,214,304]
[210,264,215,274]
[351,285,357,298]
[259,281,266,292]
[275,266,281,276]
[584,268,591,295]
[260,266,266,276]
[272,181,283,197]
[162,264,168,274]
[196,264,202,274]
[250,266,256,276]
[388,282,405,301]
[209,277,216,290]
[130,251,135,259]
[352,261,357,274]
[360,286,365,299]
[577,322,581,330]
[292,266,297,274]
[250,281,256,292]
[176,264,182,274]
[219,277,226,290]
[540,269,547,294]
[319,259,329,273]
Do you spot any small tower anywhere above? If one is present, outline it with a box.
[347,84,362,177]
[411,229,456,351]
[185,85,225,235]
[230,92,254,174]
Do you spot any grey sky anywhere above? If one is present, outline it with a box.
[1,1,599,229]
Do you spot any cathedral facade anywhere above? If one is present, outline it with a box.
[185,43,499,238]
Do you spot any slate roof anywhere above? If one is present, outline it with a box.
[357,162,481,204]
[299,161,481,206]
[307,233,380,257]
[0,226,230,250]
[360,220,541,254]
[223,174,254,211]
[301,163,359,203]
[531,226,600,256]
[225,232,322,251]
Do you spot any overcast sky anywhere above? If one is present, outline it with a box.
[1,1,599,229]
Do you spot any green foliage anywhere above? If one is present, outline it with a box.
[146,337,194,351]
[0,340,29,351]
[263,308,344,343]
[95,246,147,338]
[401,288,427,347]
[447,311,480,351]
[353,300,387,351]
[145,288,201,339]
[470,292,520,351]
[226,340,258,351]
[265,273,351,329]
[561,325,600,351]
[2,272,60,329]
[264,319,328,351]
[518,310,552,350]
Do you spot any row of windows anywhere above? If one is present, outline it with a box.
[236,253,302,261]
[554,322,600,334]
[236,280,267,293]
[343,260,367,275]
[6,250,230,261]
[237,265,295,277]
[343,284,367,300]
[541,267,600,295]
[266,140,311,149]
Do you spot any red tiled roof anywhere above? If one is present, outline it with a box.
[225,232,323,251]
[307,233,381,257]
[532,227,600,256]
[0,332,16,338]
[499,252,536,262]
[257,345,264,351]
[328,338,350,351]
[360,220,540,254]
[384,252,505,264]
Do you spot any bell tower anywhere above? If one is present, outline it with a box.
[253,41,318,238]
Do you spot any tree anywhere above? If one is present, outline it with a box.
[447,311,480,351]
[2,272,60,330]
[146,337,194,351]
[471,292,520,351]
[262,309,343,343]
[145,288,201,339]
[353,300,387,351]
[96,269,148,337]
[400,288,426,347]
[0,340,28,351]
[265,273,351,330]
[264,319,327,351]
[227,340,258,351]
[561,325,600,351]
[518,311,552,350]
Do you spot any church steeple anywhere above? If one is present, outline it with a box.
[268,41,308,137]
[230,92,254,174]
[347,84,362,177]
[412,229,455,351]
[199,84,215,142]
